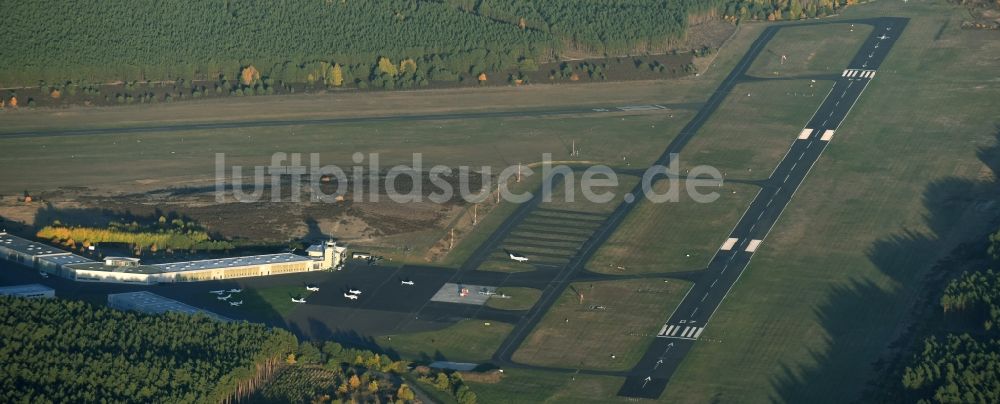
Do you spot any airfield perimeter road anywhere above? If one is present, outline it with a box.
[446,17,907,399]
[0,102,701,139]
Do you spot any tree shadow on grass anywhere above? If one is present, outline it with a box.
[770,127,1000,402]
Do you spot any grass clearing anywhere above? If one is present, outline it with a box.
[378,320,513,363]
[485,287,543,311]
[538,173,641,214]
[466,368,629,404]
[0,112,687,194]
[588,182,757,274]
[512,278,691,371]
[678,79,834,178]
[747,23,873,78]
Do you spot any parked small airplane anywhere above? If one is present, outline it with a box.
[209,290,226,295]
[877,34,890,40]
[505,249,529,262]
[348,289,362,295]
[228,288,242,293]
[230,300,243,306]
[217,294,232,301]
[291,297,306,303]
[401,280,415,286]
[305,285,320,291]
[343,293,359,300]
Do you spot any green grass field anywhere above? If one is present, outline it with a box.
[466,368,626,404]
[677,79,834,178]
[587,182,757,274]
[378,320,513,363]
[747,23,873,78]
[0,112,689,194]
[485,287,543,311]
[512,278,691,371]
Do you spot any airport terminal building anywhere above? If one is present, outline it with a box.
[0,232,346,284]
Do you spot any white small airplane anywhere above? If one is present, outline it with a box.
[343,293,359,300]
[479,289,497,296]
[348,289,362,295]
[209,290,226,295]
[878,34,890,40]
[228,288,242,293]
[229,300,243,306]
[291,297,306,303]
[305,285,320,291]
[401,280,415,286]
[505,249,529,262]
[217,294,232,301]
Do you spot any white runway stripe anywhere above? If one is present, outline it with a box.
[842,70,850,77]
[821,129,835,141]
[658,324,706,339]
[721,238,739,251]
[798,128,813,140]
[745,239,762,252]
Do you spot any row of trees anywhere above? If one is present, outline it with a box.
[0,296,297,403]
[36,217,235,253]
[940,269,1000,330]
[0,0,856,90]
[901,333,1000,402]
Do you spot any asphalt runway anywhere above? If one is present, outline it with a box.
[618,17,909,398]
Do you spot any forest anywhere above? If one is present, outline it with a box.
[0,296,439,403]
[0,0,856,93]
[897,232,1000,402]
[0,296,297,403]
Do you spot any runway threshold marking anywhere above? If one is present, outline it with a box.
[821,130,835,141]
[657,325,705,339]
[798,128,813,140]
[745,239,763,253]
[720,238,739,251]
